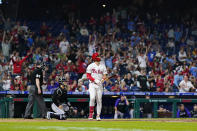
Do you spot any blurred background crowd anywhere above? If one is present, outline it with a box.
[0,0,197,93]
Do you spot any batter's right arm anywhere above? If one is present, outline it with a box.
[87,73,101,85]
[86,73,95,81]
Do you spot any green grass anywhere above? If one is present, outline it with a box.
[0,119,197,131]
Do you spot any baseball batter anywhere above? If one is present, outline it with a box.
[86,52,107,121]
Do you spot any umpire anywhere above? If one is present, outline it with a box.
[24,62,47,119]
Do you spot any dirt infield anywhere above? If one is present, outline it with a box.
[1,118,197,123]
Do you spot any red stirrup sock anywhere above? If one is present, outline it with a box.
[89,106,94,114]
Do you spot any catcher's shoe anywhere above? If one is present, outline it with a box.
[46,112,51,120]
[88,113,93,120]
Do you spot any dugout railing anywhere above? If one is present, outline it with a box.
[1,91,197,118]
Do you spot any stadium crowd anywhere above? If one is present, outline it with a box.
[0,7,197,93]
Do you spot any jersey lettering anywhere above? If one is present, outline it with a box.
[98,70,103,74]
[92,69,97,73]
[92,69,103,74]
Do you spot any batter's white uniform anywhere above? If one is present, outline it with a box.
[86,62,107,115]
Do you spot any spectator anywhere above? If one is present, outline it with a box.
[137,50,147,69]
[167,38,175,55]
[111,82,121,92]
[186,36,195,49]
[89,17,96,25]
[33,48,42,63]
[11,52,31,75]
[10,76,24,91]
[177,104,191,118]
[128,18,135,31]
[40,22,49,36]
[105,52,113,69]
[190,62,197,78]
[59,37,69,54]
[123,73,134,87]
[42,81,48,92]
[167,28,175,39]
[178,48,187,62]
[190,76,197,88]
[192,48,197,60]
[77,57,87,79]
[47,80,58,91]
[69,80,77,91]
[1,72,11,91]
[1,31,13,60]
[120,81,128,92]
[174,71,183,88]
[164,71,174,87]
[179,75,195,93]
[3,18,12,31]
[60,25,69,37]
[80,26,89,36]
[147,49,156,66]
[164,82,173,92]
[174,28,182,42]
[137,70,149,91]
[27,34,34,48]
[75,79,87,92]
[20,22,28,32]
[156,75,164,92]
[147,71,156,90]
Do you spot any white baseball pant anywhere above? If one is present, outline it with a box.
[114,111,124,119]
[51,103,65,115]
[129,109,134,118]
[89,82,103,115]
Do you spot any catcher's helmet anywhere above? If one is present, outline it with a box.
[58,77,66,84]
[92,52,101,62]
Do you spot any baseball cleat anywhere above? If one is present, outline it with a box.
[88,113,93,120]
[96,116,101,121]
[47,112,51,120]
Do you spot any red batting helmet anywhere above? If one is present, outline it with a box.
[92,52,101,62]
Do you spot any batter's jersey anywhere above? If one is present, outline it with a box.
[86,62,107,82]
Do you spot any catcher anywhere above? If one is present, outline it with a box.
[47,77,72,120]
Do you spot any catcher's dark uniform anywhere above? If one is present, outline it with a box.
[47,78,71,120]
[52,87,68,106]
